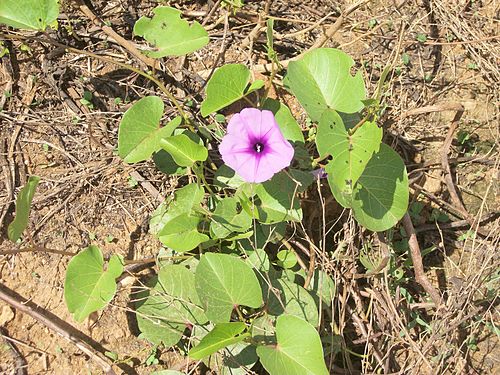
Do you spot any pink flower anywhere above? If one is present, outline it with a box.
[219,108,294,183]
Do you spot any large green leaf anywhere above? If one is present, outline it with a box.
[158,213,209,252]
[256,172,305,223]
[160,134,208,167]
[195,253,263,322]
[264,278,319,326]
[257,315,328,375]
[0,0,58,30]
[211,197,253,239]
[284,48,365,121]
[136,264,207,346]
[262,98,304,143]
[64,246,123,322]
[133,6,208,57]
[200,64,263,117]
[351,144,409,231]
[8,175,40,242]
[189,322,248,360]
[118,96,181,163]
[135,278,185,346]
[318,110,382,207]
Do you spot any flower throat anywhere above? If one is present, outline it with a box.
[253,142,264,153]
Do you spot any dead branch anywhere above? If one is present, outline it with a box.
[402,213,442,306]
[0,284,117,375]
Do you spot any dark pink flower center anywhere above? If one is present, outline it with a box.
[253,142,265,153]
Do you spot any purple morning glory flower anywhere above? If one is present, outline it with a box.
[219,108,294,183]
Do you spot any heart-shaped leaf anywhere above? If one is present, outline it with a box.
[195,253,263,322]
[201,64,261,117]
[149,183,204,236]
[8,175,40,242]
[257,315,328,375]
[284,48,365,121]
[351,143,409,231]
[158,213,209,252]
[256,172,306,223]
[64,246,123,322]
[0,0,58,30]
[262,98,304,143]
[136,264,207,346]
[118,96,182,163]
[210,197,253,239]
[318,110,382,207]
[189,322,248,360]
[133,6,209,57]
[160,134,208,167]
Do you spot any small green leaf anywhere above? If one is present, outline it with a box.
[256,172,304,223]
[0,0,58,30]
[201,64,252,117]
[158,213,209,252]
[133,6,209,57]
[64,246,123,322]
[118,96,182,163]
[189,322,248,360]
[401,52,410,65]
[160,134,208,167]
[307,270,336,306]
[416,33,427,43]
[211,197,253,239]
[8,176,40,242]
[277,250,297,269]
[262,98,304,143]
[257,315,328,375]
[195,253,263,322]
[149,183,205,236]
[318,110,382,207]
[351,144,409,231]
[284,48,365,121]
[153,150,187,175]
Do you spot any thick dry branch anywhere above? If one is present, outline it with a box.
[402,214,442,306]
[0,284,116,375]
[73,0,159,69]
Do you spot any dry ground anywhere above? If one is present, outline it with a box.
[0,0,499,374]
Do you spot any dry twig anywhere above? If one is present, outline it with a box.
[0,284,117,375]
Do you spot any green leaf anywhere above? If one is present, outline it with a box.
[284,48,365,121]
[222,342,258,374]
[211,197,253,239]
[136,264,207,346]
[160,134,208,167]
[64,246,123,322]
[277,250,297,269]
[307,270,336,306]
[189,322,248,360]
[149,183,204,236]
[8,175,40,242]
[318,110,382,207]
[201,64,251,117]
[257,315,328,375]
[195,253,263,322]
[153,149,186,175]
[264,278,319,326]
[158,213,209,252]
[133,6,208,57]
[0,0,58,30]
[135,281,184,346]
[256,172,303,223]
[351,144,409,231]
[157,264,208,323]
[118,96,181,163]
[262,98,304,143]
